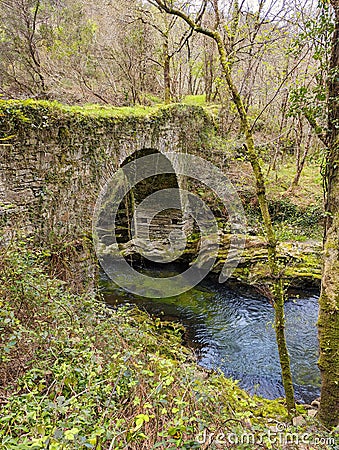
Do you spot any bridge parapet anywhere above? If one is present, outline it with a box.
[0,100,216,288]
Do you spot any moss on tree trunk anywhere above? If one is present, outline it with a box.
[318,0,339,428]
[318,225,339,427]
[215,33,296,417]
[319,164,339,429]
[150,0,296,416]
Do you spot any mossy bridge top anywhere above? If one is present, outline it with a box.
[0,100,216,284]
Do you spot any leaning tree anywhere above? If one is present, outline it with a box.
[148,0,297,415]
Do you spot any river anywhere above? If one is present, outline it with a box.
[102,270,320,404]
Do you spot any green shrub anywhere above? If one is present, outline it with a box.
[0,239,334,449]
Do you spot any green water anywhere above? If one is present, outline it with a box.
[102,272,320,403]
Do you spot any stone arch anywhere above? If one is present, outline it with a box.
[110,147,185,263]
[0,101,215,288]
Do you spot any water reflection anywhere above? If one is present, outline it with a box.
[103,275,320,403]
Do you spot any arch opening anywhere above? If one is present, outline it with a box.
[115,148,185,265]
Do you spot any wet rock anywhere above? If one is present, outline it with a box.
[303,404,314,410]
[311,399,320,408]
[292,415,307,426]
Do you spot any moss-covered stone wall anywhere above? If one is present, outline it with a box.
[0,100,216,287]
[0,100,322,291]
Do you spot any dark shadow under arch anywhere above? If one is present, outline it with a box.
[115,148,183,253]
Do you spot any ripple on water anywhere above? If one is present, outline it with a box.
[103,278,320,404]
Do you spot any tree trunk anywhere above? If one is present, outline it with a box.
[204,45,214,103]
[290,132,311,190]
[215,35,296,415]
[151,0,296,416]
[187,41,194,95]
[318,0,339,428]
[267,91,289,177]
[163,34,171,104]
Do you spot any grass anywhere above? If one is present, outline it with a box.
[0,97,216,121]
[227,156,323,209]
[0,95,223,129]
[0,99,163,120]
[181,94,221,116]
[266,157,324,241]
[63,103,160,118]
[1,238,336,449]
[181,95,207,106]
[265,158,323,209]
[225,155,324,241]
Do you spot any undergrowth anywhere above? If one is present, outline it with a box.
[0,239,336,449]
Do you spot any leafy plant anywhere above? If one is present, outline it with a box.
[0,239,335,449]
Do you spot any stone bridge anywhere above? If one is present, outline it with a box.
[0,101,323,290]
[0,101,216,286]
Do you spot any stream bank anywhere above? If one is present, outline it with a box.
[5,240,334,449]
[102,265,321,405]
[181,233,322,290]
